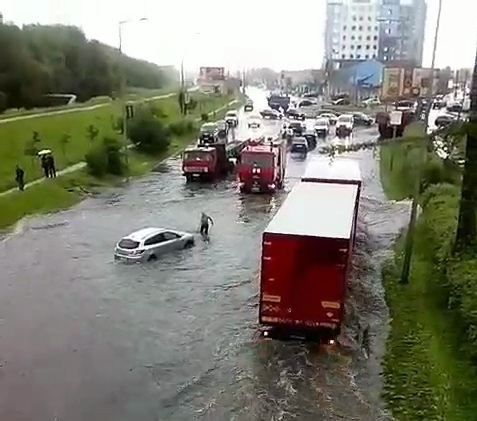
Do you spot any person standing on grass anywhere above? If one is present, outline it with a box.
[47,154,57,178]
[15,165,25,191]
[41,155,49,178]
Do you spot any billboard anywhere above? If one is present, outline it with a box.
[412,68,438,97]
[381,68,404,99]
[199,67,225,81]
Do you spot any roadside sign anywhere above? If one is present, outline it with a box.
[390,110,403,126]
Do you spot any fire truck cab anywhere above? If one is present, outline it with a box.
[182,145,227,181]
[238,138,287,193]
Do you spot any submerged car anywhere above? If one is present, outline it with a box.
[335,114,354,136]
[318,112,338,125]
[352,112,374,126]
[285,108,306,120]
[225,110,239,127]
[314,117,330,136]
[244,100,254,112]
[435,114,457,128]
[288,121,306,136]
[290,137,309,157]
[114,228,195,262]
[248,116,261,129]
[260,109,282,119]
[199,122,219,142]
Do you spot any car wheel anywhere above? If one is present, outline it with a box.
[184,240,194,249]
[148,254,157,262]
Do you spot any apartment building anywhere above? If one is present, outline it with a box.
[325,0,427,66]
[325,0,381,63]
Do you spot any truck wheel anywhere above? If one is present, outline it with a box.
[185,174,193,182]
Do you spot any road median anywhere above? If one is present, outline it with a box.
[0,96,243,231]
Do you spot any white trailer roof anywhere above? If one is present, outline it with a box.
[265,182,359,239]
[301,157,361,184]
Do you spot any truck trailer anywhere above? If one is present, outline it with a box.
[259,160,362,341]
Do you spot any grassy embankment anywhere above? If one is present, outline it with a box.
[380,122,477,421]
[0,92,243,229]
[0,85,180,120]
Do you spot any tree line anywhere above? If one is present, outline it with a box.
[0,23,175,112]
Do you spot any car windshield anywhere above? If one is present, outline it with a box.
[241,153,273,167]
[201,124,217,132]
[338,116,352,123]
[184,151,212,161]
[118,239,140,249]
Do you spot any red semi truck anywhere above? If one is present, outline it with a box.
[258,158,362,341]
[237,137,287,193]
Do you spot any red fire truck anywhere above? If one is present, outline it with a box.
[258,158,362,342]
[237,137,287,193]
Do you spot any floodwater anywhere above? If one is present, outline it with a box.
[0,88,411,421]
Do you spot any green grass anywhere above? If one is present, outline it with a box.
[0,96,241,230]
[0,92,233,192]
[382,220,477,421]
[379,123,426,200]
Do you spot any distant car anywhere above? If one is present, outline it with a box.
[433,98,446,109]
[216,120,228,138]
[435,114,457,128]
[114,228,195,262]
[335,114,354,136]
[199,122,219,142]
[244,101,254,112]
[352,112,373,126]
[260,109,282,119]
[362,97,381,106]
[314,117,330,136]
[303,130,317,149]
[318,112,338,125]
[248,117,261,129]
[225,110,239,127]
[288,121,306,136]
[333,98,351,106]
[395,100,416,112]
[447,102,463,113]
[290,137,309,156]
[285,108,306,120]
[299,99,315,107]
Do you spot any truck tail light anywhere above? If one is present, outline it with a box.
[268,183,276,190]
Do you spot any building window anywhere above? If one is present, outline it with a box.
[383,46,389,52]
[357,45,362,49]
[372,54,377,58]
[357,54,362,59]
[366,45,370,50]
[351,35,355,40]
[342,54,346,59]
[373,45,378,49]
[374,26,378,31]
[352,25,357,30]
[358,26,363,30]
[342,45,346,49]
[384,55,388,61]
[359,16,363,21]
[351,45,355,49]
[365,55,369,59]
[350,54,354,59]
[366,35,371,40]
[373,35,378,40]
[367,27,372,32]
[358,35,362,40]
[385,28,391,34]
[343,25,347,30]
[353,15,357,21]
[343,35,346,40]
[368,16,372,21]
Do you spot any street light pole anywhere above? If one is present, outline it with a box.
[117,18,148,179]
[400,0,443,284]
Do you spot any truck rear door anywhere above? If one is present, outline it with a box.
[260,234,348,328]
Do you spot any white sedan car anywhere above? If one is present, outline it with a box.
[114,227,195,262]
[248,116,261,129]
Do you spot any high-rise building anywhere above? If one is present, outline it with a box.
[324,0,381,64]
[378,0,427,66]
[325,0,427,67]
[0,12,4,24]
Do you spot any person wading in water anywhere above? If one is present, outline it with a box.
[199,212,214,240]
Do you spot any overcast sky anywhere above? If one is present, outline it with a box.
[1,0,476,71]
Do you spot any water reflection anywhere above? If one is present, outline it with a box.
[235,194,282,223]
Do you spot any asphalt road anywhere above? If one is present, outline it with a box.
[0,87,411,421]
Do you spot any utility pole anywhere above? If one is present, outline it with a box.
[118,17,148,179]
[400,0,442,284]
[454,46,477,250]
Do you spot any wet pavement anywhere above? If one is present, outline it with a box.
[0,88,411,421]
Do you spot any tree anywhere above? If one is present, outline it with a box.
[85,136,127,177]
[59,132,71,159]
[127,112,170,154]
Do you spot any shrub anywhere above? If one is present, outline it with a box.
[168,120,197,137]
[127,113,170,154]
[85,136,127,177]
[201,113,209,122]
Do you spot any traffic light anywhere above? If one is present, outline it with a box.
[125,103,134,120]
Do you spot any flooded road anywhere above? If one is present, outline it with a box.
[0,89,410,421]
